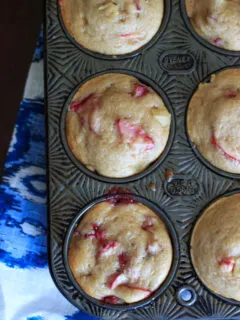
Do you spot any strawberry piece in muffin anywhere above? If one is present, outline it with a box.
[116,119,155,151]
[218,257,235,273]
[210,136,240,163]
[132,84,150,98]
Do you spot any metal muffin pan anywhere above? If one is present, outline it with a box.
[45,0,240,318]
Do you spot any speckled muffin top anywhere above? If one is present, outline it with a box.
[187,69,240,174]
[59,0,164,55]
[191,193,240,301]
[66,73,171,178]
[186,0,240,51]
[68,200,173,304]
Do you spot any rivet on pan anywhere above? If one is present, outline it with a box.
[176,286,197,307]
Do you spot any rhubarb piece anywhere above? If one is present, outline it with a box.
[122,284,151,295]
[133,0,141,12]
[121,32,138,39]
[147,241,163,255]
[210,135,240,163]
[141,216,154,231]
[226,89,237,98]
[213,37,223,47]
[218,257,235,272]
[116,119,155,151]
[98,240,118,257]
[132,84,149,98]
[84,224,105,243]
[101,295,121,304]
[71,94,101,133]
[116,284,151,303]
[107,272,128,289]
[118,252,130,270]
[70,94,94,112]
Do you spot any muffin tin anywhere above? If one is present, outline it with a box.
[45,0,240,318]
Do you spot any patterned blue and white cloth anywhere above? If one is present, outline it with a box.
[0,29,98,320]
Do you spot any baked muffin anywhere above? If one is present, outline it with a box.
[68,200,173,304]
[66,73,171,178]
[191,193,240,301]
[59,0,164,55]
[185,0,240,51]
[187,69,240,174]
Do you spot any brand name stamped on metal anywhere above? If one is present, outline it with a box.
[159,51,196,75]
[165,176,200,197]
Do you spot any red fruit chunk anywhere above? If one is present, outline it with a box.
[213,37,223,47]
[84,224,105,243]
[116,119,154,151]
[141,216,154,231]
[101,295,121,304]
[118,252,130,270]
[59,0,63,6]
[107,273,121,289]
[121,284,151,295]
[132,84,149,98]
[98,240,118,257]
[210,135,240,163]
[107,272,127,289]
[70,94,94,112]
[226,90,237,98]
[218,257,235,272]
[121,33,137,38]
[106,187,136,206]
[133,0,141,12]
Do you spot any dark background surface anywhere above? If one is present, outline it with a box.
[0,1,43,177]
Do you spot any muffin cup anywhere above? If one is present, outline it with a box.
[60,70,176,183]
[185,66,240,180]
[63,193,180,310]
[190,190,240,306]
[180,0,240,56]
[57,0,171,60]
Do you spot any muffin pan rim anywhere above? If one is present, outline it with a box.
[57,0,172,60]
[60,69,176,184]
[185,65,240,180]
[180,0,240,57]
[63,194,180,311]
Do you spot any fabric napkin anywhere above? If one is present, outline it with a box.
[0,28,98,320]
